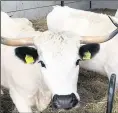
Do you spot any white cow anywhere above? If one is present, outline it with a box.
[1,11,118,113]
[1,11,51,112]
[47,6,118,86]
[115,9,118,18]
[47,6,118,36]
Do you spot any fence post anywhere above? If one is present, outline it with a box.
[90,1,92,9]
[61,1,64,6]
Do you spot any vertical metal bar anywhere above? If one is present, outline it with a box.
[90,1,92,9]
[106,74,116,113]
[61,1,64,6]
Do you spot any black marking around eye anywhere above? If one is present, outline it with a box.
[38,61,46,68]
[76,59,81,66]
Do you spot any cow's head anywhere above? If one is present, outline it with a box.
[1,16,118,110]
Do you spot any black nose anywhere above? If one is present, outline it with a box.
[52,93,78,109]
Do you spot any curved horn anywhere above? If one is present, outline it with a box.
[1,36,34,46]
[108,15,118,27]
[80,28,118,44]
[80,16,118,44]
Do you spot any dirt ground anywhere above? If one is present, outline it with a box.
[1,9,118,113]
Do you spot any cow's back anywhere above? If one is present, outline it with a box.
[47,6,118,36]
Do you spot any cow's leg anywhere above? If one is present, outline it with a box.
[10,89,32,113]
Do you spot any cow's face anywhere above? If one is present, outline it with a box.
[37,41,79,97]
[33,32,80,109]
[33,31,100,109]
[3,30,100,110]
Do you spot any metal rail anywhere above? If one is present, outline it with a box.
[106,74,116,113]
[90,1,92,9]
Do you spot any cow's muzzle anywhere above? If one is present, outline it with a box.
[52,93,78,110]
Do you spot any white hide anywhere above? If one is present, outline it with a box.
[47,6,118,36]
[1,11,81,112]
[47,6,89,36]
[1,11,35,39]
[33,31,80,98]
[47,6,118,86]
[1,11,51,112]
[115,9,118,18]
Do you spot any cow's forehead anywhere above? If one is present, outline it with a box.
[34,31,79,62]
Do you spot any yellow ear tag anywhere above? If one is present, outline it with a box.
[25,55,34,64]
[83,51,91,60]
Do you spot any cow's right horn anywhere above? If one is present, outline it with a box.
[1,37,34,46]
[80,28,118,44]
[108,15,118,27]
[80,16,118,44]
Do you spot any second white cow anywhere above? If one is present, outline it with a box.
[47,6,118,86]
[1,11,51,112]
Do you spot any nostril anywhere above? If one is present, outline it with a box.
[52,102,58,109]
[71,93,77,99]
[70,93,78,107]
[52,95,59,109]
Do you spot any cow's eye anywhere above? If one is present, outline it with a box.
[38,61,46,68]
[76,59,81,66]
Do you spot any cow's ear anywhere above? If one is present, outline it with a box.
[15,46,39,64]
[79,43,100,60]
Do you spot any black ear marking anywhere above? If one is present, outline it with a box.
[79,43,100,60]
[15,46,39,63]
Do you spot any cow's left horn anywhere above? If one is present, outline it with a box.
[80,16,118,44]
[1,37,34,46]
